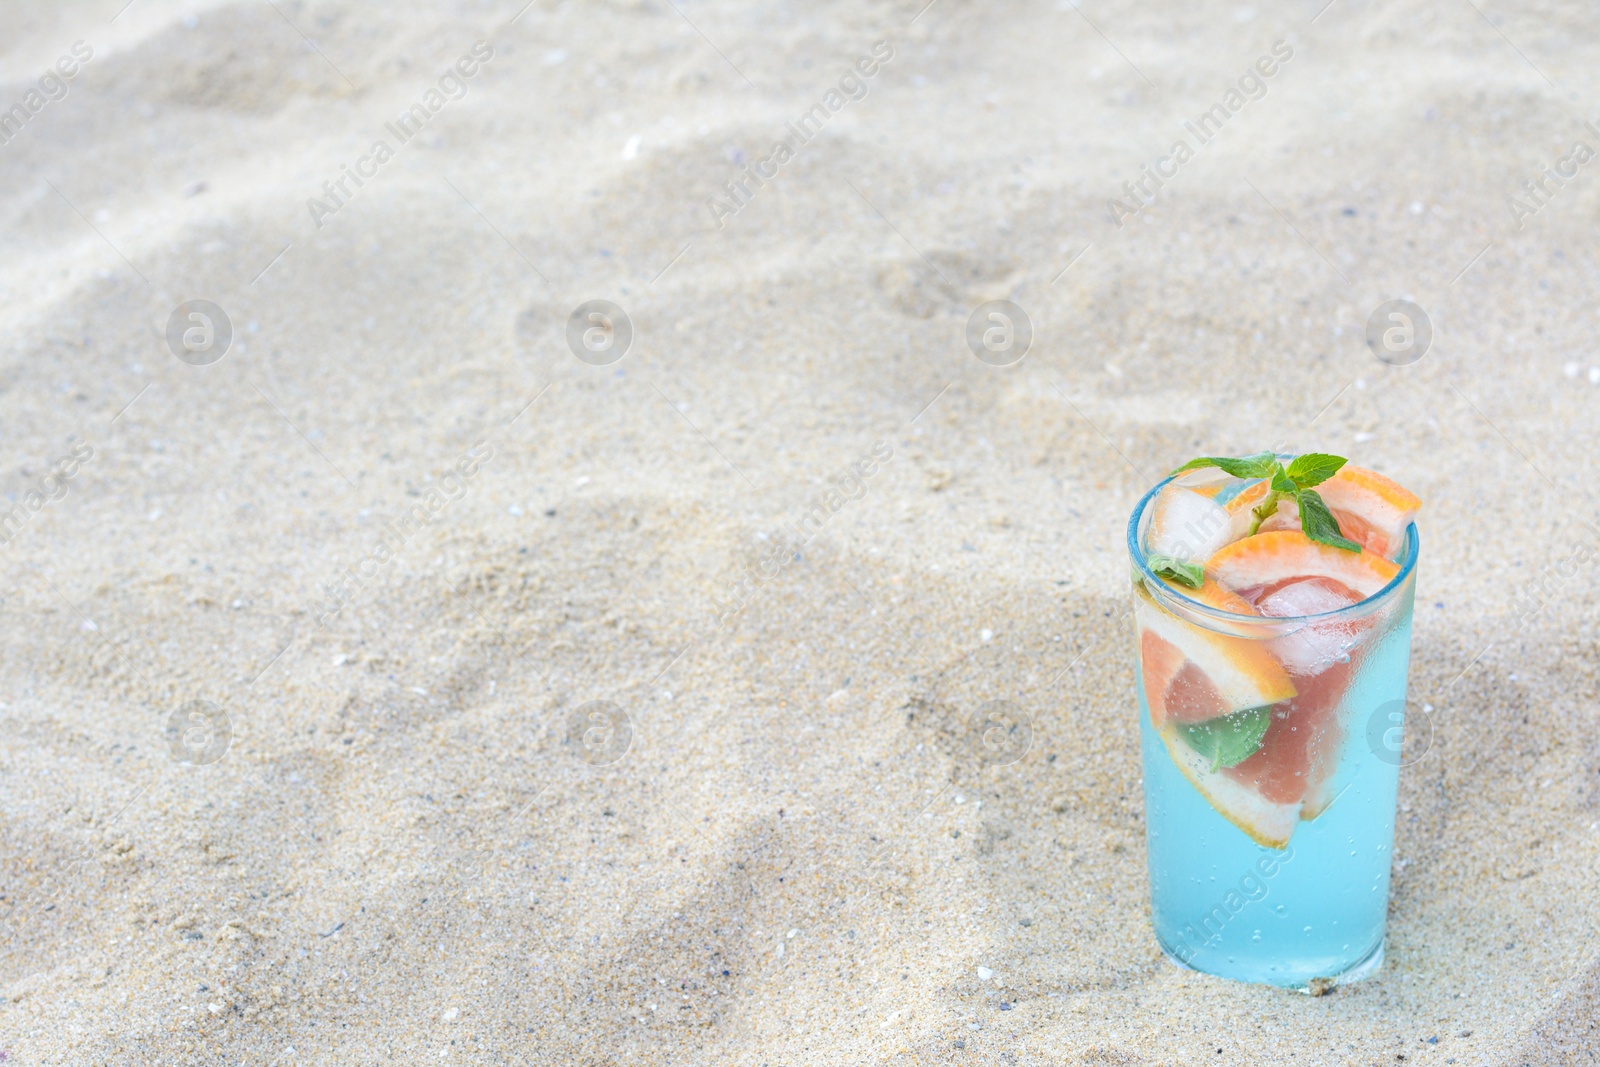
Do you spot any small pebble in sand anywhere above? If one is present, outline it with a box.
[977,966,993,981]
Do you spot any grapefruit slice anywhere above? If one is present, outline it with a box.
[1171,575,1261,616]
[1313,466,1420,559]
[1240,467,1420,559]
[1206,531,1400,600]
[1221,575,1379,824]
[1296,661,1359,820]
[1203,533,1398,822]
[1157,722,1302,849]
[1135,582,1300,847]
[1223,654,1359,823]
[1135,582,1295,728]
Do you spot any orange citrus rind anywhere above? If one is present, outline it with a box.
[1206,530,1401,600]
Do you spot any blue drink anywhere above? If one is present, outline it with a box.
[1129,476,1419,991]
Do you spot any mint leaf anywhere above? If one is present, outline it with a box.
[1170,451,1278,480]
[1176,705,1272,770]
[1285,452,1346,490]
[1147,554,1205,589]
[1269,467,1297,494]
[1297,489,1362,552]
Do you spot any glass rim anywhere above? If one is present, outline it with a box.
[1126,473,1420,626]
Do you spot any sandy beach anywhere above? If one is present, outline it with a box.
[2,0,1598,1063]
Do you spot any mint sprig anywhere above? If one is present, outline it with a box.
[1168,451,1362,553]
[1147,554,1205,589]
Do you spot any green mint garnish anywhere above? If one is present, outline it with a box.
[1284,452,1346,489]
[1169,450,1361,552]
[1295,488,1362,552]
[1170,451,1278,480]
[1147,554,1205,589]
[1176,705,1272,770]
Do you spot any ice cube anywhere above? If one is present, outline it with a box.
[1258,577,1357,617]
[1258,578,1363,674]
[1147,485,1232,564]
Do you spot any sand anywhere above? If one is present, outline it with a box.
[2,0,1598,1063]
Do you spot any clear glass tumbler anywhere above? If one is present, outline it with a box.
[1128,478,1419,990]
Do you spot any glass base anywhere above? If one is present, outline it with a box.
[1155,930,1384,995]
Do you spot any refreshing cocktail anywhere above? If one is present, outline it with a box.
[1127,452,1420,991]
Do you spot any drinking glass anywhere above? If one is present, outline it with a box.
[1128,477,1419,990]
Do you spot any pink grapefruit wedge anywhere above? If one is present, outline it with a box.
[1250,467,1420,560]
[1135,582,1301,847]
[1206,531,1400,600]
